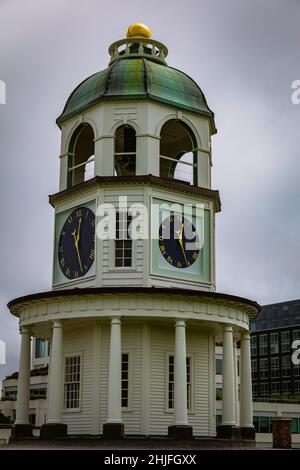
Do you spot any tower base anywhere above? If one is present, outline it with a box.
[240,426,255,440]
[40,423,68,439]
[11,424,33,439]
[168,425,193,440]
[102,422,125,439]
[217,425,240,440]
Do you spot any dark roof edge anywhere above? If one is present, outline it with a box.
[48,175,221,211]
[8,286,260,314]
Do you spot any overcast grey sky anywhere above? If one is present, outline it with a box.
[0,0,299,385]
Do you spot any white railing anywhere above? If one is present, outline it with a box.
[108,37,168,65]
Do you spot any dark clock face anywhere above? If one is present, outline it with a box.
[58,207,95,280]
[159,214,199,269]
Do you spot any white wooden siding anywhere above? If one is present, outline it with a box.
[61,326,95,434]
[121,324,142,434]
[99,324,109,434]
[101,189,145,287]
[61,322,212,436]
[149,325,210,436]
[99,323,142,435]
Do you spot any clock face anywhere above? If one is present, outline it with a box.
[159,214,200,268]
[58,206,95,280]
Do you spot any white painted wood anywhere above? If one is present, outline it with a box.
[58,99,213,191]
[222,326,236,426]
[47,321,64,424]
[16,292,253,333]
[106,317,122,423]
[91,323,101,434]
[61,325,95,434]
[121,324,142,435]
[174,320,188,425]
[141,324,151,435]
[233,342,240,426]
[15,327,31,425]
[240,332,253,427]
[208,333,216,436]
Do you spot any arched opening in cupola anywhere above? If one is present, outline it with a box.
[114,125,136,176]
[160,120,197,185]
[67,124,95,187]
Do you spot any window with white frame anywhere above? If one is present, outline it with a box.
[121,353,129,409]
[216,358,222,375]
[160,120,198,186]
[281,331,290,353]
[167,355,192,411]
[260,358,268,379]
[271,357,279,378]
[115,212,132,267]
[281,355,291,377]
[253,415,272,433]
[35,338,47,358]
[293,362,300,377]
[114,125,136,176]
[270,332,279,354]
[260,382,269,397]
[259,334,268,355]
[64,355,81,410]
[251,359,257,380]
[282,381,291,396]
[293,329,300,341]
[67,124,95,188]
[250,336,257,356]
[271,381,280,396]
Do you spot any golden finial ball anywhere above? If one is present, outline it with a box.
[126,23,152,39]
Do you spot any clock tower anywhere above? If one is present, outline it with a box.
[9,24,260,442]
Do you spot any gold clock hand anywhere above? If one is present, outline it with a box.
[76,217,82,243]
[178,236,188,265]
[75,243,83,272]
[178,223,189,265]
[72,223,83,271]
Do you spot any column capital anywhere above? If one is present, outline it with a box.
[224,326,233,333]
[20,326,31,335]
[175,319,186,328]
[110,316,121,325]
[241,332,251,341]
[52,320,63,329]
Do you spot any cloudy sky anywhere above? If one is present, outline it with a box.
[0,0,299,385]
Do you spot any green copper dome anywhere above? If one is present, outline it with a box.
[57,57,216,132]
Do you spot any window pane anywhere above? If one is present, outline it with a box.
[259,334,268,355]
[121,353,129,408]
[35,339,46,358]
[251,336,257,356]
[216,358,222,375]
[64,355,81,409]
[281,331,290,353]
[168,355,191,410]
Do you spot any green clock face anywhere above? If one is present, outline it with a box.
[58,207,95,280]
[159,214,200,268]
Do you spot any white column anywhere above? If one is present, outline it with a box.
[47,321,64,424]
[197,150,210,188]
[59,153,69,191]
[174,320,188,426]
[15,327,31,425]
[233,342,240,426]
[240,332,253,428]
[96,136,114,176]
[222,326,236,426]
[107,317,122,423]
